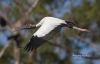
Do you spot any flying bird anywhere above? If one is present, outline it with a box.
[14,17,91,51]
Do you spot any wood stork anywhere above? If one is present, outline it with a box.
[14,17,90,51]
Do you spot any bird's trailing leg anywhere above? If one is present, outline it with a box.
[21,24,36,30]
[73,26,91,33]
[13,24,36,32]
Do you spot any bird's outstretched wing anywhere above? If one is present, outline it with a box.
[24,36,46,52]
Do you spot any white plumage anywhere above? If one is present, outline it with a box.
[34,17,66,37]
[16,17,90,51]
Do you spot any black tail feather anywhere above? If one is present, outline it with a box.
[24,36,46,52]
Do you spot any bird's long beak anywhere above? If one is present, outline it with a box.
[72,26,91,33]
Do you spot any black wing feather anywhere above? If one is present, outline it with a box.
[24,36,46,51]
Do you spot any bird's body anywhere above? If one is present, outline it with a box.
[34,17,66,40]
[24,17,71,51]
[15,17,90,51]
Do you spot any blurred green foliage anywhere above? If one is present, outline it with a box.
[0,0,100,64]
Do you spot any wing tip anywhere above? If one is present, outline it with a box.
[24,36,46,52]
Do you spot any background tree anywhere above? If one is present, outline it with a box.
[0,0,100,64]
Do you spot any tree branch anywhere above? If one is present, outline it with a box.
[13,40,20,64]
[0,40,13,58]
[49,43,100,59]
[0,26,9,31]
[25,0,39,16]
[76,35,100,51]
[15,0,39,28]
[0,10,14,28]
[29,50,36,64]
[14,0,24,11]
[0,1,39,64]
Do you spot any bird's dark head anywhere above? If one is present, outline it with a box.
[65,21,74,28]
